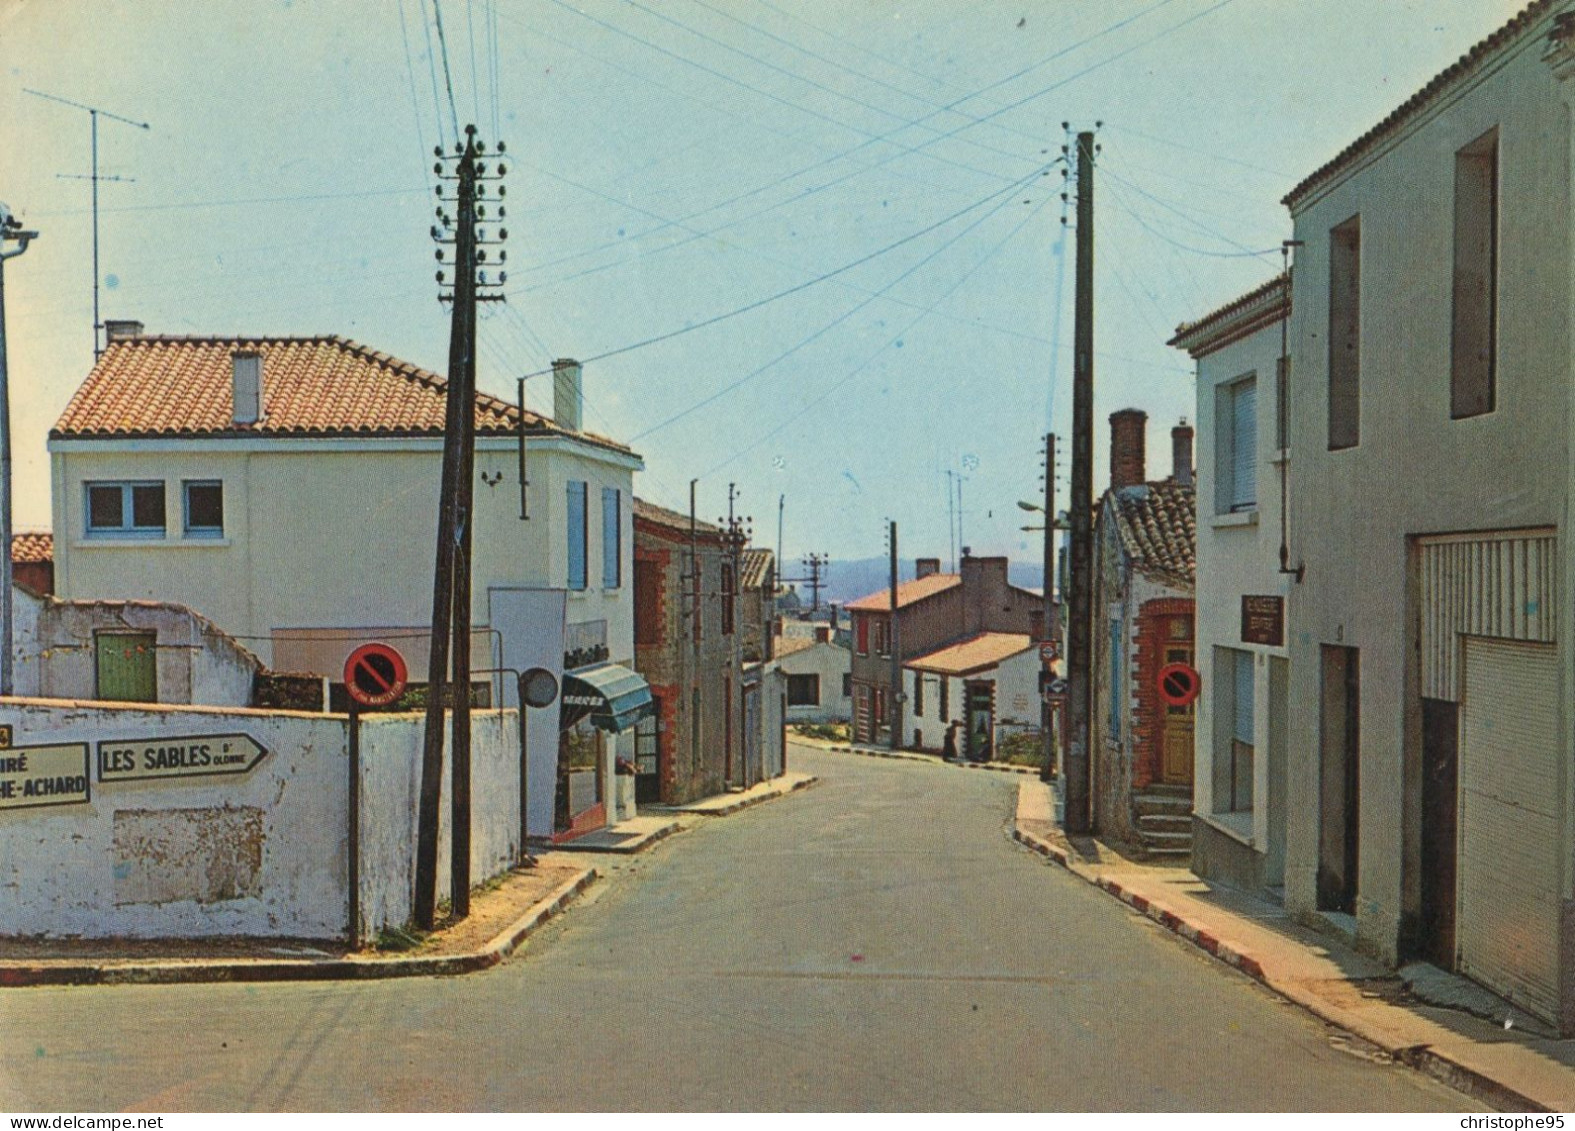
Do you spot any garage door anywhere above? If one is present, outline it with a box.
[1458,637,1560,1022]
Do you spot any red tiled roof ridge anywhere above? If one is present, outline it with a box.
[844,571,961,612]
[1283,1,1558,211]
[10,531,52,563]
[1170,272,1290,354]
[633,496,722,535]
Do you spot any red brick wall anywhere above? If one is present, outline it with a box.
[1131,597,1195,790]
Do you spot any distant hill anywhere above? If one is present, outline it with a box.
[789,556,1046,609]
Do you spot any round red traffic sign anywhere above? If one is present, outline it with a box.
[1157,662,1202,708]
[1039,641,1058,665]
[344,642,409,708]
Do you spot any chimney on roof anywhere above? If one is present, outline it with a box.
[103,320,143,343]
[1110,408,1147,491]
[915,557,940,579]
[232,351,262,425]
[1172,418,1194,487]
[553,358,583,432]
[815,626,830,644]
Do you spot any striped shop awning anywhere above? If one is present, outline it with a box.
[559,662,654,733]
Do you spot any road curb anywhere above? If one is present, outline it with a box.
[0,867,598,989]
[824,743,1039,774]
[1012,821,1549,1112]
[688,775,820,817]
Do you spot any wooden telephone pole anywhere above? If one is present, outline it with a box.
[415,125,508,929]
[1063,128,1097,836]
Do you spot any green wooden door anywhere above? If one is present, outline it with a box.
[96,632,157,702]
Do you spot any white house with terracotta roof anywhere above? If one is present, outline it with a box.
[47,325,646,834]
[1275,0,1575,1027]
[773,632,851,725]
[902,631,1037,760]
[1170,273,1292,899]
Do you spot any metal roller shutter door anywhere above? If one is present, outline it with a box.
[1458,637,1560,1022]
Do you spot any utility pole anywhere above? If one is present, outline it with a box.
[1041,431,1057,783]
[415,125,507,929]
[0,207,39,698]
[799,553,828,613]
[887,520,902,752]
[945,470,957,573]
[1064,127,1098,836]
[24,90,149,359]
[720,484,750,787]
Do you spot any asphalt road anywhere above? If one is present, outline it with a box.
[0,743,1480,1111]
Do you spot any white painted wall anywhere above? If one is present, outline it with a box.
[1284,13,1573,960]
[0,698,527,940]
[50,436,639,676]
[1191,316,1293,861]
[776,641,851,723]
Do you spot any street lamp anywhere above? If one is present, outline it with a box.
[0,205,39,697]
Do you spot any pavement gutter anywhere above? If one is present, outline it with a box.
[0,867,598,989]
[1011,781,1570,1113]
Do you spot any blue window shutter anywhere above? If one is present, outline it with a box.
[602,487,621,588]
[567,481,587,590]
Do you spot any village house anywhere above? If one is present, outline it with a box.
[738,546,775,662]
[903,631,1037,760]
[847,555,1040,747]
[46,326,648,840]
[11,532,52,596]
[1275,0,1575,1030]
[1088,410,1196,856]
[1170,273,1292,896]
[773,628,851,725]
[631,498,739,805]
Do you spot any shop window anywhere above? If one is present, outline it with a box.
[1214,648,1255,814]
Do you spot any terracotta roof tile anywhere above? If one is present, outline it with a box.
[1170,273,1290,358]
[1107,481,1196,588]
[11,531,51,564]
[51,335,635,455]
[773,636,817,658]
[739,548,774,590]
[633,497,721,535]
[845,572,961,612]
[908,632,1032,676]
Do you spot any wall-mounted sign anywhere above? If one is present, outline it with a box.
[1241,595,1285,647]
[343,642,409,708]
[97,734,269,784]
[1039,641,1058,666]
[1157,663,1202,708]
[0,742,90,810]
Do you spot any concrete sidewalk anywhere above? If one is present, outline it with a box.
[0,860,597,988]
[654,770,818,816]
[1013,779,1575,1112]
[549,814,681,854]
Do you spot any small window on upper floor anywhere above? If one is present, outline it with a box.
[86,481,165,539]
[1452,127,1498,420]
[1214,375,1257,514]
[1328,214,1362,451]
[183,481,224,538]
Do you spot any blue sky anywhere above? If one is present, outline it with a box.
[0,0,1522,564]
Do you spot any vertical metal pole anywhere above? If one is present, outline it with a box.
[888,520,901,752]
[518,673,531,859]
[90,110,100,359]
[517,376,529,520]
[347,703,361,946]
[0,218,38,700]
[0,252,11,698]
[1064,130,1097,836]
[1042,432,1057,783]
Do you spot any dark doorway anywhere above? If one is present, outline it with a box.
[1318,645,1360,914]
[1419,697,1459,967]
[635,695,661,805]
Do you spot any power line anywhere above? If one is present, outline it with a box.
[431,0,463,143]
[628,164,1048,445]
[418,0,450,151]
[396,0,436,186]
[515,161,1052,380]
[1102,122,1297,180]
[701,181,1056,479]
